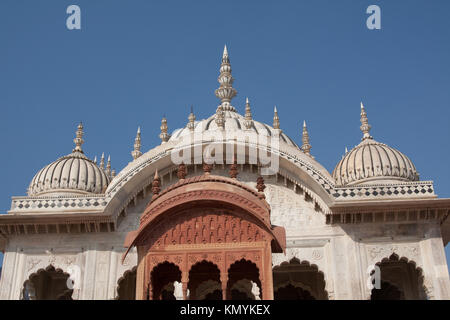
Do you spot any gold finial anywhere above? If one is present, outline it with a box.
[160,117,170,143]
[360,102,373,140]
[273,106,280,130]
[73,122,84,153]
[301,120,312,156]
[131,126,142,160]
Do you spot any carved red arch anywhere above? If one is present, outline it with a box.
[123,174,286,258]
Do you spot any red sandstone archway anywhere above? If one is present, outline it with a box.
[123,169,286,300]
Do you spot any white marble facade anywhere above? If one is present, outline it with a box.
[0,46,449,300]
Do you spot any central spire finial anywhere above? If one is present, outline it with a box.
[214,45,237,112]
[360,102,373,140]
[73,122,84,153]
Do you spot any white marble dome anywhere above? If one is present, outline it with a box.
[333,104,419,186]
[169,104,299,148]
[28,151,110,196]
[333,138,419,186]
[27,124,110,196]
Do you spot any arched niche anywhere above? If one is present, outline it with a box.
[273,258,328,300]
[227,259,261,300]
[370,253,427,300]
[188,260,222,300]
[150,262,181,300]
[22,265,73,300]
[116,267,137,300]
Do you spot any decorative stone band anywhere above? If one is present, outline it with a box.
[9,195,108,213]
[333,181,435,200]
[327,198,450,225]
[0,215,115,236]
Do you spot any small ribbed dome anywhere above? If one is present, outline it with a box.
[333,103,419,186]
[333,138,419,186]
[27,123,111,196]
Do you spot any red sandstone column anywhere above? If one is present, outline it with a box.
[182,271,189,300]
[221,272,228,300]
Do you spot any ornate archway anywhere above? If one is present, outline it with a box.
[273,258,328,300]
[188,260,221,300]
[116,267,137,300]
[123,164,286,300]
[370,254,427,300]
[150,262,182,300]
[22,265,73,300]
[227,259,261,300]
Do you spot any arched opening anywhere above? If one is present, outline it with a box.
[371,281,404,300]
[227,259,261,300]
[273,258,328,300]
[150,262,181,300]
[22,265,73,300]
[188,261,222,300]
[116,267,137,300]
[370,254,427,300]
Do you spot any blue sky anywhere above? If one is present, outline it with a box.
[0,1,449,270]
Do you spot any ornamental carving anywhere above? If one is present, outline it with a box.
[366,244,421,267]
[142,212,268,250]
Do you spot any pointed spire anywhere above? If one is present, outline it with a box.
[159,116,170,143]
[214,45,237,111]
[345,147,348,154]
[106,155,111,175]
[244,97,253,130]
[72,122,84,153]
[360,102,373,140]
[301,120,312,156]
[131,126,142,160]
[273,106,280,130]
[93,156,97,165]
[187,106,196,131]
[99,152,105,169]
[151,170,161,196]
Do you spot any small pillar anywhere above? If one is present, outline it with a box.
[221,272,228,300]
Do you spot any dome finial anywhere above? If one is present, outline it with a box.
[106,155,111,175]
[187,106,196,131]
[72,122,84,153]
[99,152,105,169]
[244,97,253,130]
[360,102,373,140]
[214,45,237,110]
[159,116,170,143]
[131,126,142,160]
[301,120,312,156]
[273,106,280,130]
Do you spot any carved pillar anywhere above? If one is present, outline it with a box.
[135,248,146,300]
[182,271,189,300]
[221,272,228,300]
[264,245,274,300]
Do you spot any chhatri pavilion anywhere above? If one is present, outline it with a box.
[0,47,449,300]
